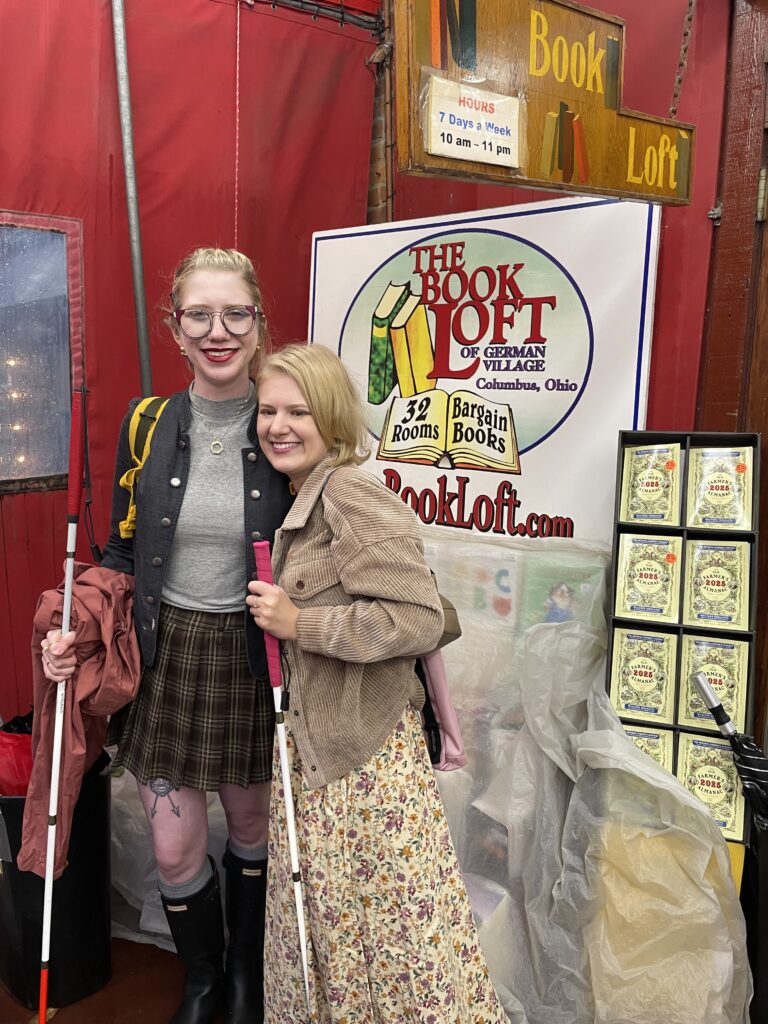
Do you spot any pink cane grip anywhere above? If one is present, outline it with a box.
[253,541,282,688]
[67,390,84,520]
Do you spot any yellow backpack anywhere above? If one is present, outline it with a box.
[117,396,169,539]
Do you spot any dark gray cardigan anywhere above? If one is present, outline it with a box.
[101,389,294,679]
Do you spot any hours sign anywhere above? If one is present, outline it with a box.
[395,0,694,204]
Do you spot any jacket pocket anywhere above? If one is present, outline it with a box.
[280,556,340,601]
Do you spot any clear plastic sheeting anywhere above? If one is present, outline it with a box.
[424,526,752,1024]
[108,527,751,1023]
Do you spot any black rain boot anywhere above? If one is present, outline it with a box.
[222,845,267,1024]
[161,857,225,1024]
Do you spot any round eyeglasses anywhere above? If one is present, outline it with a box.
[173,305,262,340]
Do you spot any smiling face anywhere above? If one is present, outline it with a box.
[257,372,330,490]
[173,268,261,399]
[550,584,574,610]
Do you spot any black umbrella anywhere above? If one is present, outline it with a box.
[691,672,768,823]
[691,671,768,1019]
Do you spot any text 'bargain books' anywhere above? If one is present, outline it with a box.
[377,390,521,474]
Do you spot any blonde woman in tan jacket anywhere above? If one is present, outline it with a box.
[247,344,507,1024]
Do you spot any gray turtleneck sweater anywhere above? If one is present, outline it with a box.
[162,385,256,613]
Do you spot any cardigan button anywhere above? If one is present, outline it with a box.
[294,709,299,717]
[310,765,316,772]
[251,531,262,540]
[170,477,181,488]
[250,489,261,499]
[178,439,187,449]
[161,517,171,528]
[296,580,305,590]
[247,451,257,462]
[152,557,162,567]
[146,595,155,604]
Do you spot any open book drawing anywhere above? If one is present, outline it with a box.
[377,389,521,474]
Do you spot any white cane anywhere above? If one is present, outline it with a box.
[38,389,84,1022]
[253,541,311,1013]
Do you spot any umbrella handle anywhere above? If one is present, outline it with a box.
[253,541,282,689]
[690,672,737,738]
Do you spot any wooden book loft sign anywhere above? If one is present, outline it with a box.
[394,0,694,205]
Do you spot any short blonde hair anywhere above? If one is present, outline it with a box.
[165,247,267,376]
[258,344,370,467]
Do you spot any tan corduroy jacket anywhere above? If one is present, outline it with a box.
[271,455,444,788]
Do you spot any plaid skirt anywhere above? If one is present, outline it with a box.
[111,603,274,790]
[265,704,507,1024]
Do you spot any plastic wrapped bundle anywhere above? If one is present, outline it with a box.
[423,526,751,1024]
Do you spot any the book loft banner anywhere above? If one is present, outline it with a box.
[309,197,660,544]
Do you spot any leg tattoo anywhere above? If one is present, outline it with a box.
[149,777,181,818]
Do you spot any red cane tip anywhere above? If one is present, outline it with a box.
[38,966,49,1022]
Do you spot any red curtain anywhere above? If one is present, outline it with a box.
[0,0,377,715]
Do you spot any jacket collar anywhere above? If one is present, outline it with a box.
[280,453,340,532]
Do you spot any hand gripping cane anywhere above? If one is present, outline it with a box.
[38,389,85,1022]
[253,541,312,1013]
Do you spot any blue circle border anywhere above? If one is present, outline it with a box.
[334,226,594,456]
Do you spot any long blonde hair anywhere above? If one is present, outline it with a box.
[165,247,266,377]
[258,344,370,467]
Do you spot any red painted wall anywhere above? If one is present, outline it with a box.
[0,0,378,719]
[395,0,730,432]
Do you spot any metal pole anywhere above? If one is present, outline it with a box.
[111,0,153,397]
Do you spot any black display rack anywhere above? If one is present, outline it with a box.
[606,430,761,842]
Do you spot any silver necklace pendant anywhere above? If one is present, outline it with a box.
[192,386,253,456]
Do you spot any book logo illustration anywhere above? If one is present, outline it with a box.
[339,228,592,477]
[368,282,437,404]
[368,280,520,475]
[540,103,590,186]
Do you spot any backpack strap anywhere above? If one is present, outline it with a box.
[117,396,169,539]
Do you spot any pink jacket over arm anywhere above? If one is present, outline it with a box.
[18,563,141,879]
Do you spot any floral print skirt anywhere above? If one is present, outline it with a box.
[264,704,507,1024]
